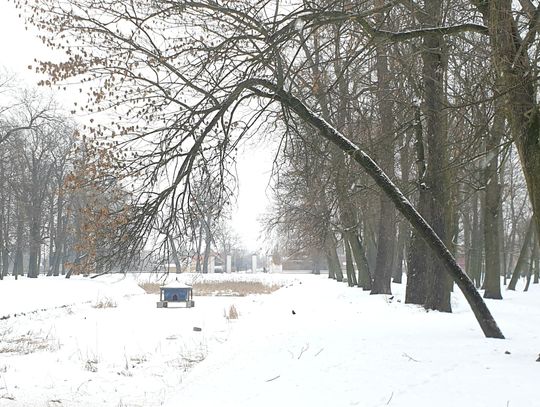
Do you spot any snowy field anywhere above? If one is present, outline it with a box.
[0,273,538,407]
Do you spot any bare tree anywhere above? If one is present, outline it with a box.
[20,0,506,338]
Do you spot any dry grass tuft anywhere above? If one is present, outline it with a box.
[85,358,98,372]
[93,297,117,309]
[226,304,239,320]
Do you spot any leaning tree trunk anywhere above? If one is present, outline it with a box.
[259,80,504,338]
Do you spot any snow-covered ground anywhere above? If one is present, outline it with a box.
[0,273,538,407]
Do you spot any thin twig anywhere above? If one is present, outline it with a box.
[402,353,420,362]
[298,344,310,359]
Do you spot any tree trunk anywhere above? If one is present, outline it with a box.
[421,0,452,313]
[202,214,212,273]
[14,205,24,280]
[168,234,182,274]
[508,218,533,290]
[326,254,335,280]
[195,221,204,273]
[2,214,9,279]
[51,201,66,277]
[533,247,539,285]
[469,189,484,287]
[28,217,40,278]
[325,232,343,282]
[371,0,396,295]
[524,230,537,292]
[392,221,407,284]
[505,162,519,281]
[344,235,357,287]
[498,188,507,282]
[394,130,412,284]
[483,102,504,299]
[406,105,428,305]
[46,192,55,276]
[347,229,372,290]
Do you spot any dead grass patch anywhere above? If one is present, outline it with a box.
[0,329,58,355]
[193,281,280,296]
[139,280,281,296]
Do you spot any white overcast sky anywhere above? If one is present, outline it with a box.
[0,1,275,253]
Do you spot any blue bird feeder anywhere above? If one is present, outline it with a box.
[157,281,194,308]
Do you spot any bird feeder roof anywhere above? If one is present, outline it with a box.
[161,281,192,289]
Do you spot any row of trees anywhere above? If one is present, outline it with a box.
[0,76,131,278]
[0,74,245,279]
[261,0,539,334]
[20,0,540,338]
